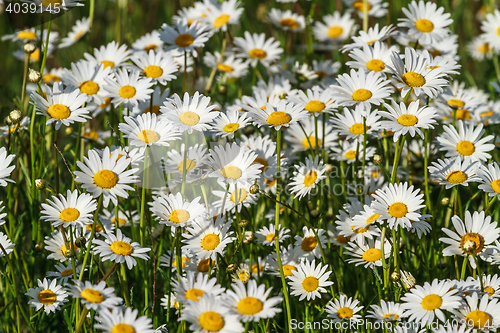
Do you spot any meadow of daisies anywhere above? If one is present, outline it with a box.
[2,0,500,332]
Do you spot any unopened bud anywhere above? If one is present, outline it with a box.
[243,231,254,244]
[279,91,287,99]
[34,243,43,252]
[4,117,12,126]
[441,197,450,206]
[35,179,46,190]
[310,210,320,219]
[325,164,334,173]
[75,236,86,248]
[64,249,72,257]
[463,240,476,253]
[227,263,236,272]
[9,110,22,124]
[28,69,41,83]
[391,271,401,282]
[239,219,249,227]
[249,184,259,194]
[24,43,36,54]
[218,85,227,94]
[65,127,73,135]
[373,154,383,165]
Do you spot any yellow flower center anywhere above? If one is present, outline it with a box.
[59,207,80,223]
[265,233,276,241]
[480,110,494,117]
[327,26,343,38]
[283,264,297,276]
[446,170,467,184]
[415,19,434,33]
[214,14,230,28]
[336,234,349,244]
[61,243,79,255]
[99,97,112,108]
[217,63,234,72]
[352,88,372,102]
[388,202,408,218]
[447,99,465,108]
[252,157,269,172]
[17,30,37,40]
[302,276,319,292]
[237,296,263,315]
[43,74,62,84]
[38,290,57,305]
[397,114,418,126]
[366,213,381,224]
[305,100,325,113]
[80,288,104,303]
[144,105,160,115]
[304,171,318,187]
[456,140,475,156]
[454,109,471,120]
[87,223,103,232]
[177,159,197,172]
[185,288,204,301]
[119,85,136,99]
[266,111,291,126]
[175,34,195,47]
[47,104,71,120]
[93,169,118,189]
[143,65,163,78]
[301,135,322,150]
[366,59,385,72]
[362,248,382,262]
[197,258,213,272]
[79,80,99,95]
[478,43,491,53]
[402,72,426,87]
[483,285,496,296]
[31,49,40,62]
[137,129,160,143]
[230,188,248,204]
[248,48,267,59]
[221,166,242,179]
[301,236,317,252]
[111,324,135,333]
[199,311,224,332]
[144,44,157,52]
[337,307,354,319]
[353,1,371,11]
[460,232,485,255]
[100,60,115,69]
[383,313,400,320]
[223,123,239,132]
[349,123,365,135]
[179,111,200,126]
[421,294,443,310]
[169,209,190,224]
[110,241,133,256]
[490,179,500,193]
[465,310,492,329]
[345,150,357,159]
[201,233,220,251]
[279,18,299,29]
[61,269,73,277]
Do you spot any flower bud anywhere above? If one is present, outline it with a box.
[279,91,287,99]
[24,43,36,54]
[28,69,41,83]
[75,236,87,248]
[227,263,236,272]
[243,231,254,244]
[249,184,259,194]
[35,179,46,190]
[373,154,383,165]
[238,219,249,227]
[34,243,44,252]
[391,271,401,282]
[9,110,22,124]
[218,85,227,94]
[441,197,450,206]
[310,210,320,219]
[65,127,73,135]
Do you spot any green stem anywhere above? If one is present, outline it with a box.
[390,136,406,184]
[79,196,103,280]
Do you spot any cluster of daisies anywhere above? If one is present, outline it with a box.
[2,0,500,332]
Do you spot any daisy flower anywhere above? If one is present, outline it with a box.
[332,104,381,141]
[249,99,308,130]
[331,68,393,108]
[287,86,337,116]
[212,183,258,214]
[160,91,219,134]
[160,249,193,272]
[344,237,392,268]
[480,9,500,52]
[436,121,495,162]
[330,140,376,164]
[452,293,500,331]
[346,42,397,75]
[95,307,155,333]
[203,52,249,79]
[62,60,113,105]
[30,82,90,130]
[428,157,480,189]
[285,117,338,152]
[42,67,65,85]
[313,12,356,43]
[325,294,364,323]
[400,279,461,325]
[93,229,150,269]
[336,214,381,243]
[289,155,327,200]
[46,262,83,284]
[398,1,452,45]
[104,68,153,109]
[223,280,282,322]
[255,224,290,246]
[267,9,305,32]
[172,271,225,305]
[378,99,437,142]
[184,257,217,275]
[387,47,450,98]
[132,30,164,53]
[367,300,404,323]
[234,31,283,67]
[132,86,171,116]
[84,41,131,70]
[202,0,243,32]
[44,230,86,262]
[342,23,396,52]
[59,17,90,48]
[288,259,333,301]
[293,226,327,260]
[25,278,68,314]
[74,147,139,207]
[40,189,97,228]
[371,182,425,230]
[150,193,205,228]
[477,162,500,200]
[440,211,500,267]
[0,232,14,257]
[119,113,180,148]
[211,109,250,139]
[180,294,244,333]
[208,142,262,188]
[0,147,15,187]
[163,143,209,184]
[343,0,388,19]
[160,19,209,55]
[131,50,178,86]
[183,216,236,260]
[69,280,122,311]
